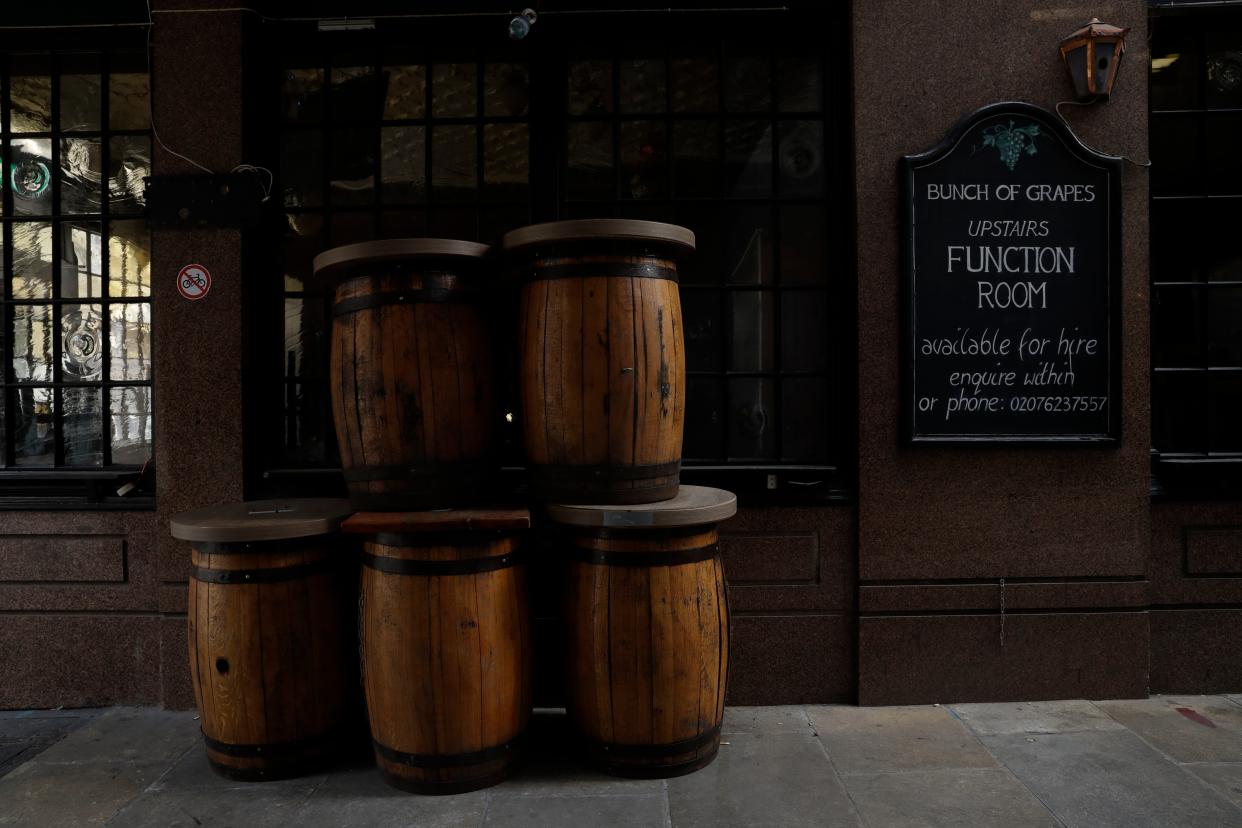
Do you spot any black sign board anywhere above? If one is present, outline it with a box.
[901,101,1122,443]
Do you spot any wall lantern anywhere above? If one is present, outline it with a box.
[1059,18,1130,102]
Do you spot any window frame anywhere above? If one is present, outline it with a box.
[1149,2,1242,498]
[246,7,855,506]
[0,32,154,510]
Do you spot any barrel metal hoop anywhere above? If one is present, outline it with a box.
[194,537,324,556]
[529,460,680,485]
[192,556,336,584]
[519,261,678,283]
[332,287,480,316]
[586,724,721,759]
[202,730,335,758]
[343,461,492,482]
[360,550,523,576]
[372,736,521,768]
[565,542,719,568]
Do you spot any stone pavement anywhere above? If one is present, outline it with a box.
[4,697,1242,827]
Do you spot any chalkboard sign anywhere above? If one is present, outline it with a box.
[901,101,1122,443]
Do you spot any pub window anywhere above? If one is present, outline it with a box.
[0,52,153,491]
[1150,5,1242,487]
[259,10,850,500]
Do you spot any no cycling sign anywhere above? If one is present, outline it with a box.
[177,264,212,301]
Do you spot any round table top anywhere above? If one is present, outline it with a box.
[170,498,353,543]
[312,237,491,278]
[502,218,696,254]
[544,485,736,529]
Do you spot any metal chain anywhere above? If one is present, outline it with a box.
[999,577,1006,648]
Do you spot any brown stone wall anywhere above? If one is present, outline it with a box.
[724,504,856,704]
[1150,501,1242,693]
[149,1,249,709]
[0,2,247,710]
[852,0,1152,703]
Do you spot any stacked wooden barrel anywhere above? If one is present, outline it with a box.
[344,509,532,793]
[170,499,357,781]
[548,487,736,777]
[506,220,736,778]
[173,220,736,792]
[505,220,694,504]
[317,239,532,794]
[314,238,499,511]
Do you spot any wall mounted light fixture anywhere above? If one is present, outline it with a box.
[1059,18,1130,102]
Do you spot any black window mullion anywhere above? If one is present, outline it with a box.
[50,58,63,468]
[100,58,112,467]
[611,54,621,204]
[475,58,484,240]
[425,60,434,226]
[715,41,728,463]
[322,63,333,238]
[373,54,382,224]
[767,49,781,463]
[663,47,672,206]
[2,56,10,467]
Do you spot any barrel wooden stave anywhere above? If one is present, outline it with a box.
[187,542,353,780]
[563,526,728,777]
[360,534,532,794]
[519,255,685,504]
[330,267,498,511]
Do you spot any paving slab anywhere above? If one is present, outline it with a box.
[492,712,666,797]
[105,790,316,828]
[667,733,860,828]
[839,768,1059,828]
[496,757,666,797]
[951,700,1125,737]
[33,707,199,766]
[148,744,327,796]
[0,758,167,826]
[484,792,668,827]
[0,708,101,779]
[979,728,1242,828]
[809,706,997,773]
[0,710,97,741]
[721,706,814,735]
[0,709,96,720]
[1185,763,1242,810]
[1095,697,1242,763]
[291,764,490,828]
[0,743,27,766]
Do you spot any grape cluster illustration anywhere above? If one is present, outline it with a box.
[976,121,1041,171]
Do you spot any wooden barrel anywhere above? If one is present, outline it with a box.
[171,499,355,781]
[548,486,736,778]
[344,509,533,794]
[504,219,694,504]
[316,238,499,511]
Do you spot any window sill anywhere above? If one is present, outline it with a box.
[0,469,154,510]
[1151,453,1242,501]
[259,465,854,508]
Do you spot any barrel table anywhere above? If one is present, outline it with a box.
[548,485,736,777]
[315,238,499,511]
[171,499,355,781]
[504,219,694,504]
[344,509,533,794]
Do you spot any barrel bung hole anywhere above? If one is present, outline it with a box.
[216,657,230,675]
